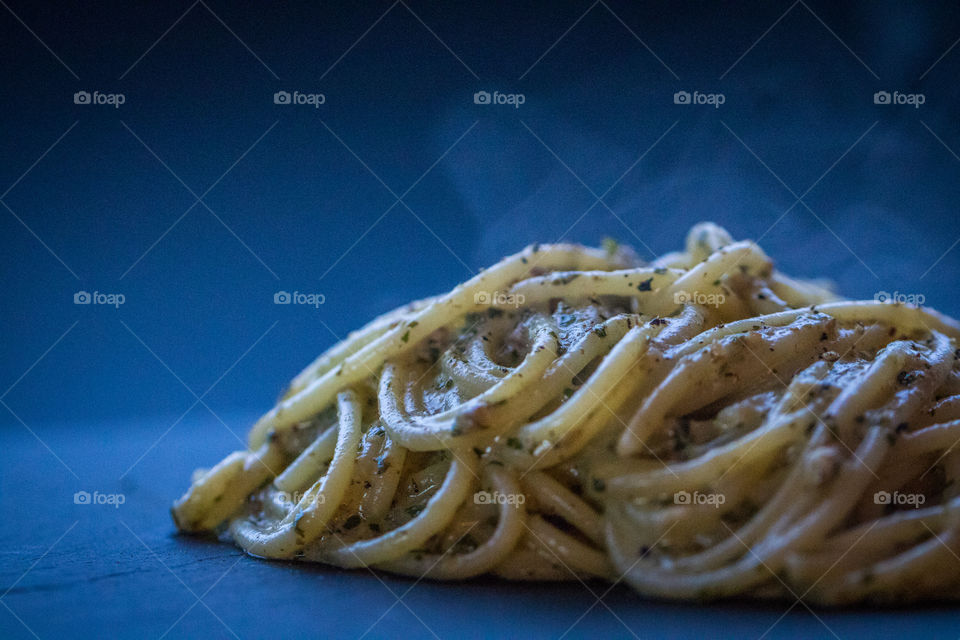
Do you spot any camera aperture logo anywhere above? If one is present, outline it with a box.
[474,490,525,507]
[673,90,725,108]
[473,90,525,109]
[74,90,126,108]
[274,90,326,108]
[74,290,125,308]
[873,91,924,108]
[74,490,125,508]
[274,290,325,308]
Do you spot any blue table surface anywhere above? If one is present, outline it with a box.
[1,415,958,640]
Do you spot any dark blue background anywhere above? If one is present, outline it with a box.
[3,2,960,638]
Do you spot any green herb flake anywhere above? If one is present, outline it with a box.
[406,504,425,518]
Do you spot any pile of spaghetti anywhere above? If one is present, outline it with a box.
[173,223,960,604]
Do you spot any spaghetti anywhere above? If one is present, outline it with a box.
[172,223,960,604]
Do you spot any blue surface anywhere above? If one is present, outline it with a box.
[2,1,960,638]
[3,414,960,640]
